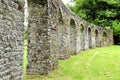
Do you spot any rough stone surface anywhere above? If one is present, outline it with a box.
[26,0,58,75]
[0,0,113,78]
[26,0,113,75]
[0,0,24,80]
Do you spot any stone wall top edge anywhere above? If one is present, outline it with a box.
[58,0,113,32]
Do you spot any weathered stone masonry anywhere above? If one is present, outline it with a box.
[26,0,58,75]
[26,0,113,75]
[0,0,113,79]
[0,0,24,80]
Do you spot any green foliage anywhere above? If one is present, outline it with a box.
[24,46,120,80]
[111,21,120,44]
[70,0,120,44]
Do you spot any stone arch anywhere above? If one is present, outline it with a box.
[0,0,114,79]
[88,27,92,49]
[28,0,47,6]
[70,18,76,54]
[95,29,99,47]
[80,24,85,50]
[57,7,65,59]
[102,31,107,46]
[58,8,63,24]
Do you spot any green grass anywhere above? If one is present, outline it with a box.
[23,40,28,73]
[23,45,120,80]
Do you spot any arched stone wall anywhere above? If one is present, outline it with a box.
[0,0,114,78]
[83,21,90,49]
[88,27,92,49]
[102,31,108,46]
[95,29,99,47]
[57,7,64,59]
[57,6,71,59]
[80,24,85,50]
[26,0,113,75]
[70,19,76,54]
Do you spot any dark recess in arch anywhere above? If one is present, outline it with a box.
[70,19,76,28]
[80,24,85,50]
[95,29,99,47]
[70,18,76,54]
[58,9,64,24]
[81,24,84,32]
[102,32,107,46]
[28,0,47,5]
[88,27,92,49]
[103,32,107,37]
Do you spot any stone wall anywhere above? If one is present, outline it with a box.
[0,0,24,80]
[26,0,113,75]
[0,0,113,78]
[26,0,58,75]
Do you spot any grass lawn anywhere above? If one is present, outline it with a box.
[23,45,120,80]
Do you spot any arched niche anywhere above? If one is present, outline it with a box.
[70,18,76,54]
[102,31,107,46]
[88,27,92,49]
[81,24,84,32]
[70,19,76,28]
[28,0,47,6]
[95,29,99,47]
[80,24,85,50]
[58,9,63,24]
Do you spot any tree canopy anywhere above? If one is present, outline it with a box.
[70,0,120,44]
